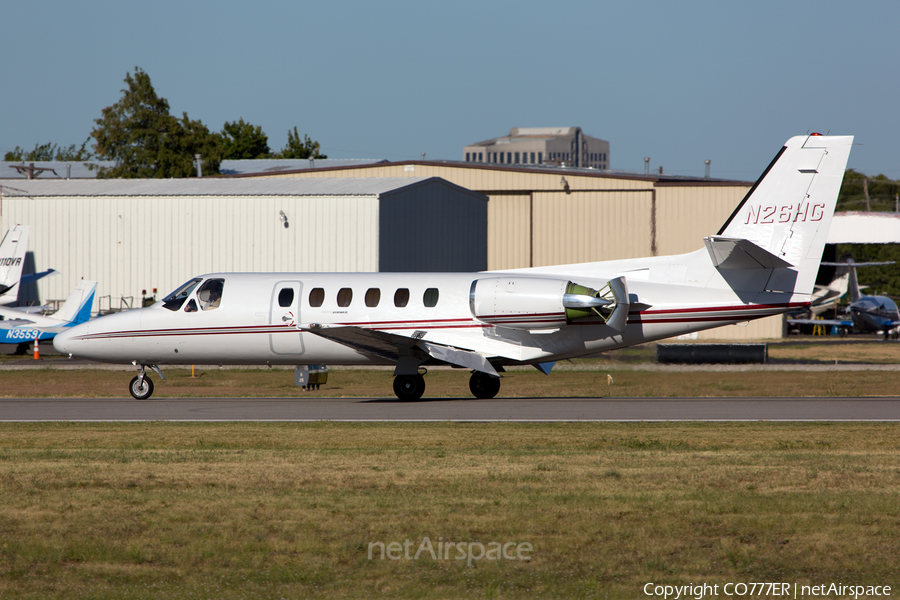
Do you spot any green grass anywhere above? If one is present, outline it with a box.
[0,422,898,598]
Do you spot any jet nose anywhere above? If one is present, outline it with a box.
[53,323,86,356]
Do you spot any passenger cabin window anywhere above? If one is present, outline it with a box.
[424,288,439,307]
[365,288,381,307]
[394,288,410,307]
[197,278,225,311]
[337,288,353,307]
[277,288,294,308]
[309,288,325,307]
[162,278,201,311]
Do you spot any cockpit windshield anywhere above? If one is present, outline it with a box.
[162,278,202,311]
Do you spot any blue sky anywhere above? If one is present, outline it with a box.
[3,0,898,180]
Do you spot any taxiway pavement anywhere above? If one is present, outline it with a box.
[1,396,897,421]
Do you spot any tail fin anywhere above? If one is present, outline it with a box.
[820,258,895,303]
[0,225,29,303]
[53,281,97,325]
[713,134,853,295]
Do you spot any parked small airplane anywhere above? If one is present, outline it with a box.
[788,259,899,338]
[0,280,97,345]
[54,134,854,400]
[806,258,895,316]
[0,224,58,307]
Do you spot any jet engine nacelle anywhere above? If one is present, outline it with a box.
[469,276,629,331]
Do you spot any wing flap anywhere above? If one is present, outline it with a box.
[301,325,500,375]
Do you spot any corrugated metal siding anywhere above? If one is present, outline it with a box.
[487,195,532,270]
[1,194,380,308]
[379,182,487,272]
[655,186,750,255]
[532,191,653,265]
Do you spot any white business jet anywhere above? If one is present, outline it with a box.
[54,134,853,400]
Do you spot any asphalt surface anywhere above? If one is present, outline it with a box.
[1,396,898,421]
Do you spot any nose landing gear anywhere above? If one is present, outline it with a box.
[129,363,165,400]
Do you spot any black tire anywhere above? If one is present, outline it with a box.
[129,375,154,400]
[469,372,501,399]
[393,374,425,401]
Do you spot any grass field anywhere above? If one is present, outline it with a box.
[0,422,898,599]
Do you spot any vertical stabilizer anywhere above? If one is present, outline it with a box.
[0,225,29,304]
[716,135,853,295]
[53,281,98,325]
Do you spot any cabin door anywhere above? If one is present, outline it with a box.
[269,281,305,355]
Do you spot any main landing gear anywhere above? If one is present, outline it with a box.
[129,364,165,400]
[390,370,502,401]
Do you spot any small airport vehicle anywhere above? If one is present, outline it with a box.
[53,135,854,400]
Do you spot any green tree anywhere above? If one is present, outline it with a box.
[90,67,220,177]
[4,140,93,161]
[220,118,271,159]
[275,126,327,159]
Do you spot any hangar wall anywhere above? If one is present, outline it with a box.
[0,178,486,311]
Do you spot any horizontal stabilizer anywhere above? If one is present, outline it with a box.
[704,236,793,270]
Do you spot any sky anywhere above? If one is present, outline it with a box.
[3,0,899,180]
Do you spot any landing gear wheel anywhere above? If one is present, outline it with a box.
[129,375,154,400]
[469,372,501,399]
[393,374,425,401]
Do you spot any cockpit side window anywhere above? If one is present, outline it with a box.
[162,278,202,311]
[197,278,225,311]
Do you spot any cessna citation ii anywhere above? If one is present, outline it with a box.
[54,134,853,400]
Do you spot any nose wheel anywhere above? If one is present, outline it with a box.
[129,374,154,400]
[129,364,164,400]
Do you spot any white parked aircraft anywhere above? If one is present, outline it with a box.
[0,280,97,345]
[0,224,58,307]
[54,134,853,400]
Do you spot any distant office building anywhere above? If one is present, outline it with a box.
[464,127,609,169]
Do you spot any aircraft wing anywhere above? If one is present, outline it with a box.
[786,318,852,327]
[301,325,500,375]
[0,307,38,323]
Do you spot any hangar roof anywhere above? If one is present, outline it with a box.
[1,158,387,179]
[0,176,471,198]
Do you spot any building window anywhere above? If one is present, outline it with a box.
[309,288,325,307]
[337,288,353,307]
[465,152,470,162]
[514,152,520,164]
[479,152,483,161]
[507,152,512,163]
[538,152,542,164]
